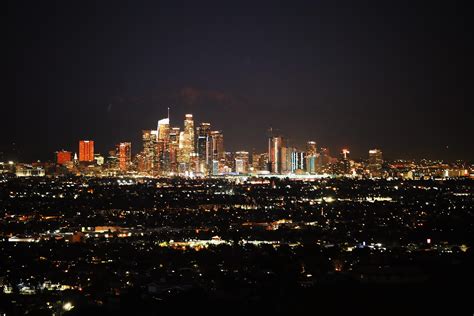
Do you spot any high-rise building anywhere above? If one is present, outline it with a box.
[235,151,249,174]
[142,130,158,174]
[318,147,331,169]
[178,114,195,168]
[169,127,180,173]
[281,146,289,173]
[79,140,94,162]
[157,118,170,173]
[252,153,260,171]
[305,141,317,173]
[117,142,132,171]
[224,151,234,173]
[306,141,317,156]
[211,130,224,160]
[56,150,72,165]
[268,136,284,174]
[197,123,212,173]
[211,130,224,172]
[291,151,306,172]
[368,149,383,177]
[340,149,351,174]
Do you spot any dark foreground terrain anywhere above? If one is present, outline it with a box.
[0,176,473,314]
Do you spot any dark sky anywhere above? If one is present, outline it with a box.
[6,1,473,162]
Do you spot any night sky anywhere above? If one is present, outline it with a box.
[6,1,473,162]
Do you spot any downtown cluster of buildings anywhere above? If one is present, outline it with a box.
[47,113,386,177]
[1,113,472,179]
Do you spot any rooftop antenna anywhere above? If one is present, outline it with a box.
[168,106,170,121]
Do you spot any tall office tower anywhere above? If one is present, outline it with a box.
[157,118,170,173]
[142,130,158,174]
[224,151,234,173]
[259,153,269,171]
[368,149,383,177]
[56,150,72,165]
[135,153,146,173]
[211,130,224,172]
[252,153,261,171]
[305,141,317,173]
[235,151,249,174]
[340,149,351,174]
[189,152,200,173]
[79,140,94,162]
[291,150,306,172]
[196,122,212,173]
[281,146,289,173]
[318,147,331,166]
[169,127,180,173]
[117,142,131,171]
[180,114,195,165]
[211,130,224,160]
[306,141,317,156]
[177,131,186,171]
[268,136,284,174]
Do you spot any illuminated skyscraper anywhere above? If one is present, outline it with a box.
[318,147,331,168]
[211,130,224,160]
[157,118,170,173]
[291,150,306,172]
[368,149,383,177]
[252,152,268,172]
[117,142,132,171]
[178,114,195,169]
[306,141,317,156]
[197,123,211,173]
[79,140,94,162]
[305,141,317,173]
[252,153,261,171]
[224,152,234,173]
[281,146,289,173]
[235,151,249,174]
[340,149,351,174]
[169,127,180,173]
[268,136,284,174]
[142,130,158,174]
[210,130,224,172]
[56,150,72,165]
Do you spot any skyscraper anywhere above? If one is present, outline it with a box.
[56,150,72,165]
[268,136,283,174]
[235,151,249,174]
[196,123,211,174]
[142,130,158,174]
[291,150,306,172]
[157,118,170,173]
[117,142,132,171]
[368,149,383,177]
[169,127,181,173]
[211,130,224,172]
[79,140,94,162]
[305,141,317,174]
[178,114,195,169]
[306,141,317,156]
[318,147,331,169]
[340,149,351,174]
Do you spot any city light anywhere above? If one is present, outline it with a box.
[63,302,74,311]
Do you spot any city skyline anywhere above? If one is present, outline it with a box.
[4,110,472,180]
[6,2,473,161]
[1,108,472,164]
